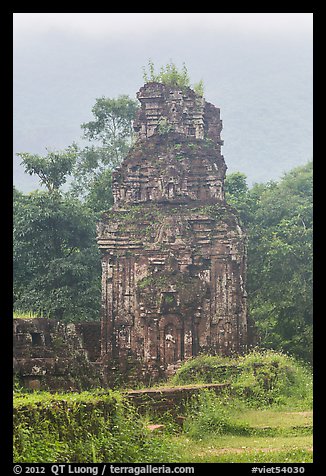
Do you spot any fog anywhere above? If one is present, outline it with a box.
[13,13,313,191]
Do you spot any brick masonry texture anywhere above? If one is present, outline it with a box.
[97,82,248,383]
[13,318,102,390]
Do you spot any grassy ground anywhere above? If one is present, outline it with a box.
[14,351,313,463]
[169,409,312,463]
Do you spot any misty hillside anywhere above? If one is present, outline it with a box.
[13,28,313,192]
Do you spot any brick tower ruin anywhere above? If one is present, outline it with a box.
[97,82,248,383]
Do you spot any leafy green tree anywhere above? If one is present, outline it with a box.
[17,145,78,193]
[248,163,313,362]
[225,171,253,226]
[81,95,138,167]
[71,95,139,212]
[226,163,313,362]
[14,152,101,321]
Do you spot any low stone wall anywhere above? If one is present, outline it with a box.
[125,383,230,416]
[13,318,102,391]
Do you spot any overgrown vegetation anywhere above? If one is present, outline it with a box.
[169,351,312,463]
[13,63,313,463]
[142,59,204,96]
[172,350,312,409]
[225,162,313,362]
[13,185,101,321]
[13,390,176,463]
[14,64,312,363]
[13,351,313,463]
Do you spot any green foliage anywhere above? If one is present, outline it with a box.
[171,354,238,385]
[193,79,205,97]
[142,59,190,89]
[70,95,139,212]
[173,350,312,409]
[175,446,313,464]
[137,274,168,290]
[13,310,41,319]
[80,95,138,167]
[232,350,312,408]
[17,145,78,193]
[157,117,174,135]
[184,389,251,439]
[178,351,312,450]
[142,59,204,96]
[13,189,101,321]
[225,162,313,362]
[13,356,312,463]
[216,449,313,464]
[81,168,113,214]
[13,390,176,463]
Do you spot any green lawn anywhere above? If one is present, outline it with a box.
[169,409,313,463]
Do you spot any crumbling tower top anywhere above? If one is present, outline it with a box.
[111,82,227,207]
[133,82,223,146]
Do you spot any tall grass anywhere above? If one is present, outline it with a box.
[13,350,313,463]
[13,390,177,463]
[13,310,41,319]
[232,350,313,409]
[172,349,313,409]
[174,350,312,442]
[183,389,251,439]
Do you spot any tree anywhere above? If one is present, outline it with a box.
[248,163,313,362]
[80,95,138,168]
[226,163,313,362]
[70,95,139,212]
[14,152,101,321]
[17,145,78,193]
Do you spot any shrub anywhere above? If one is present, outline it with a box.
[181,350,312,441]
[232,350,313,408]
[172,350,312,409]
[13,390,176,463]
[171,354,238,385]
[142,59,190,90]
[142,59,204,96]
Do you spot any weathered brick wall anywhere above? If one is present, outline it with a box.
[75,322,101,362]
[98,82,248,383]
[13,318,102,391]
[111,133,226,205]
[133,82,223,147]
[125,383,230,416]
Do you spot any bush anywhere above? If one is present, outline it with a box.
[171,354,238,385]
[172,350,312,409]
[180,350,312,441]
[232,350,313,408]
[13,390,176,463]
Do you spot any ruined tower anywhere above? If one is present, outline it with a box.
[97,82,248,382]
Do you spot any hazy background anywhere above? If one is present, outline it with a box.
[13,13,313,191]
